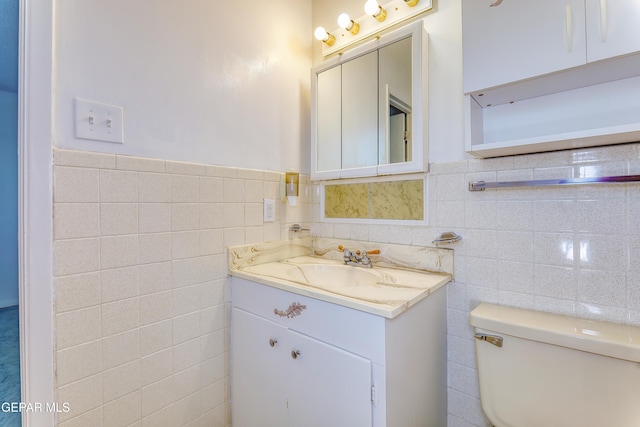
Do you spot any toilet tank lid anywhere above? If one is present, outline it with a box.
[470,303,640,363]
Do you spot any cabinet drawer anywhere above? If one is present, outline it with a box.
[231,277,386,363]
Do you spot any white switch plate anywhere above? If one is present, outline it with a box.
[75,98,124,144]
[263,198,275,222]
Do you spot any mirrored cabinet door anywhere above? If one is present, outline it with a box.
[316,65,342,172]
[378,36,412,166]
[342,50,378,170]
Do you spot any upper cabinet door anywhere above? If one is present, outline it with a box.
[462,0,587,94]
[586,0,640,62]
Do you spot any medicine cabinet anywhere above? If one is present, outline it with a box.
[311,22,428,180]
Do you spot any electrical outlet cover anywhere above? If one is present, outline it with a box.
[263,198,275,222]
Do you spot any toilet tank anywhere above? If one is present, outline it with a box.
[470,303,640,427]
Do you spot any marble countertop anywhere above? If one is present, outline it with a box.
[230,255,452,319]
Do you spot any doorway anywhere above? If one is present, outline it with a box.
[0,0,21,425]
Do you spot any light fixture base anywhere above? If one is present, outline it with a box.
[325,33,336,46]
[348,21,360,35]
[321,0,432,56]
[373,7,387,22]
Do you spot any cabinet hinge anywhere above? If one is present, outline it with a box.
[371,385,376,403]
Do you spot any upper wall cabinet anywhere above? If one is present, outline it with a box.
[311,22,428,180]
[462,0,640,158]
[463,0,586,95]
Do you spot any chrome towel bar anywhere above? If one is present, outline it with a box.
[468,174,640,191]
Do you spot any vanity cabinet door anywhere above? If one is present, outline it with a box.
[287,330,373,427]
[462,0,586,93]
[585,0,640,62]
[231,308,289,427]
[231,306,374,427]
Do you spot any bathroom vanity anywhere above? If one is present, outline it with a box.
[228,239,452,427]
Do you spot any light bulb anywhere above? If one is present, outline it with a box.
[364,0,380,15]
[314,26,336,46]
[314,26,328,41]
[338,13,351,28]
[364,0,387,22]
[337,13,360,35]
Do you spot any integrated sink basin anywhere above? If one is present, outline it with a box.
[287,264,380,288]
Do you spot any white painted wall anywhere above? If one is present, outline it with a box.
[312,0,470,163]
[54,0,312,173]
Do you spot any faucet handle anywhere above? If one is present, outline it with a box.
[339,245,352,264]
[366,249,380,255]
[360,253,373,266]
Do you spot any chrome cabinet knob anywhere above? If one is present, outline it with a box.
[269,338,278,347]
[291,349,300,359]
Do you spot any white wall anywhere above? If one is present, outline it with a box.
[54,0,312,173]
[49,3,315,425]
[312,0,470,163]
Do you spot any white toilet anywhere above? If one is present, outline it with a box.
[470,303,640,427]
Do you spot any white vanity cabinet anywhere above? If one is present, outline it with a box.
[230,277,447,427]
[462,0,640,158]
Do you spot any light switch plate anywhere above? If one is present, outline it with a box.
[74,98,124,144]
[263,198,275,222]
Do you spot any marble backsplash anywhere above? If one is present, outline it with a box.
[228,236,453,277]
[228,237,313,270]
[313,237,453,276]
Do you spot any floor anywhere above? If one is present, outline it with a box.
[0,305,21,426]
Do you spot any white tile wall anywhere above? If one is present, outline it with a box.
[311,143,640,427]
[55,144,640,426]
[52,148,313,426]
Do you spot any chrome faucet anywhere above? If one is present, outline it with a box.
[338,246,379,268]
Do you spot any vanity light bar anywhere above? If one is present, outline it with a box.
[317,0,432,57]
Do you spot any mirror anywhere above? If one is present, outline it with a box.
[312,22,428,180]
[342,50,378,170]
[379,36,413,165]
